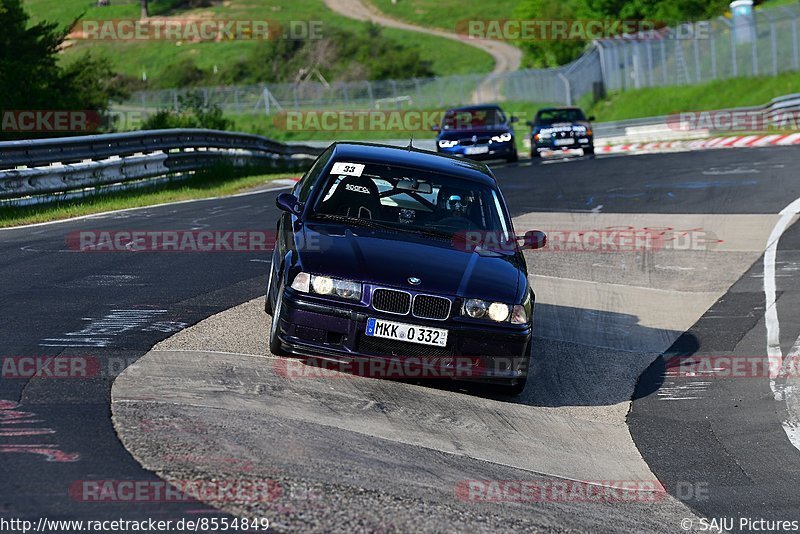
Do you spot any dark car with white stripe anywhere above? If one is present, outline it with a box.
[529,107,595,158]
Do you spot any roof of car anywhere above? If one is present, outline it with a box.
[328,142,497,186]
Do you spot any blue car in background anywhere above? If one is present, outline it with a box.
[266,142,546,394]
[434,105,519,163]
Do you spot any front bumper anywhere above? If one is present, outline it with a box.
[437,141,516,160]
[534,136,593,155]
[273,288,532,385]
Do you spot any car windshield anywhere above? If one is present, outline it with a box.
[536,109,586,125]
[442,108,507,130]
[311,161,511,239]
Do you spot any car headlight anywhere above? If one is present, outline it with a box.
[511,292,532,325]
[438,139,458,148]
[488,302,510,322]
[464,299,488,318]
[462,297,530,324]
[491,133,512,143]
[291,272,362,301]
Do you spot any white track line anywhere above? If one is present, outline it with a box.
[764,197,800,451]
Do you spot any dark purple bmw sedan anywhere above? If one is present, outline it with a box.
[265,142,545,394]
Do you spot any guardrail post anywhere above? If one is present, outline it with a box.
[788,7,800,71]
[750,17,759,76]
[367,81,374,110]
[595,42,609,89]
[789,7,800,71]
[770,20,778,76]
[693,33,702,83]
[172,90,179,112]
[391,80,399,110]
[557,72,572,105]
[710,26,718,78]
[726,18,738,77]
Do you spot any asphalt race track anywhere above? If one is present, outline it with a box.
[2,146,800,532]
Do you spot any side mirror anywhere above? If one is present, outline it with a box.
[520,230,547,250]
[526,120,535,127]
[276,193,303,215]
[509,116,519,123]
[431,123,440,131]
[587,115,596,121]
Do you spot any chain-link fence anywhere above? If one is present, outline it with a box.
[115,3,800,115]
[597,4,800,93]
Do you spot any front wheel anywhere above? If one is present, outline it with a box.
[506,149,519,163]
[268,279,287,356]
[583,145,595,156]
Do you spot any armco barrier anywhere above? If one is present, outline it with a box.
[592,93,800,145]
[0,129,324,204]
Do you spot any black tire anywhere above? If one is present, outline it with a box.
[583,145,595,156]
[530,149,541,158]
[507,149,519,163]
[268,278,287,356]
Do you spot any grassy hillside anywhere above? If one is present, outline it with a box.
[24,0,494,86]
[364,0,518,33]
[585,71,800,121]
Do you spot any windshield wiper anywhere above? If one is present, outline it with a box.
[312,213,411,233]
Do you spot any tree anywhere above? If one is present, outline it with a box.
[140,0,148,19]
[0,0,126,138]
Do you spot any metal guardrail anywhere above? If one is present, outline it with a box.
[591,92,800,141]
[0,129,324,204]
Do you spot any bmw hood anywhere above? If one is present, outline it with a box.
[295,223,527,303]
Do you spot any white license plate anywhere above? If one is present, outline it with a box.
[365,318,448,347]
[554,138,575,146]
[465,146,489,155]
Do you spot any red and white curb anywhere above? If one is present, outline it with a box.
[598,133,800,155]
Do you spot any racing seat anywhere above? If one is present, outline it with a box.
[322,175,382,219]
